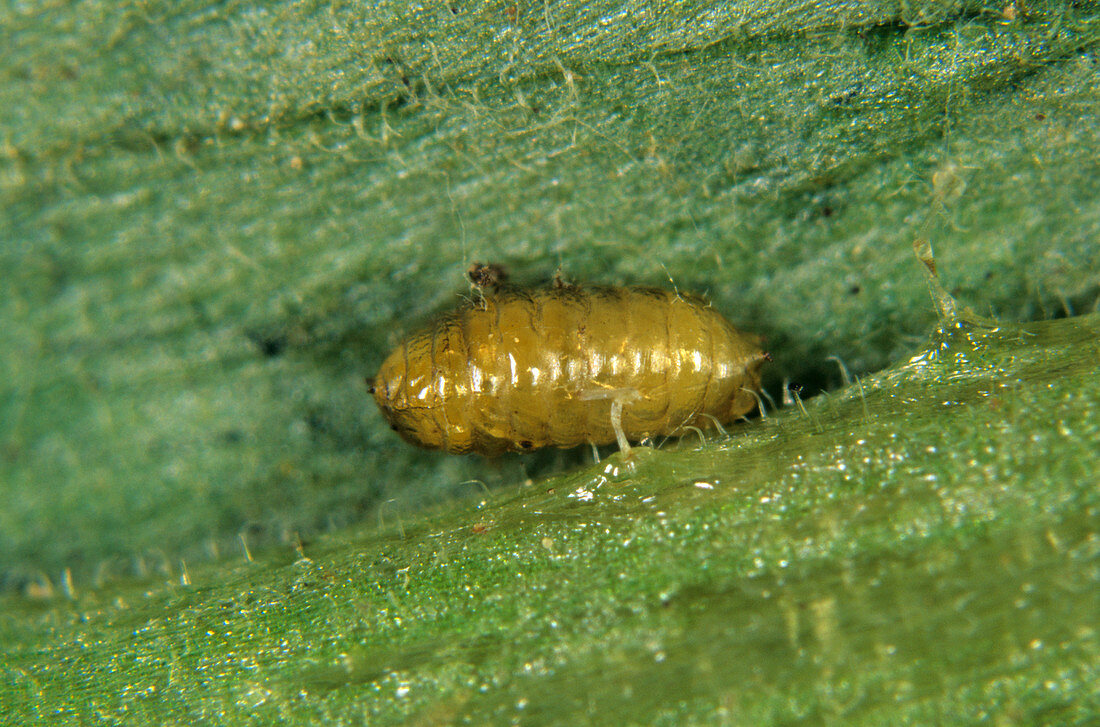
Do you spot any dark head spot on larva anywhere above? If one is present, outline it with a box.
[467,262,508,289]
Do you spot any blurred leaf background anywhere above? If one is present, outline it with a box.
[2,0,1098,589]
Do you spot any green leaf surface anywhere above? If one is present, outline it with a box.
[2,0,1098,722]
[3,314,1098,724]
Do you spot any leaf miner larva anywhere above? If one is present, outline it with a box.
[370,284,768,455]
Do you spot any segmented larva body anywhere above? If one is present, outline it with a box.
[371,285,768,455]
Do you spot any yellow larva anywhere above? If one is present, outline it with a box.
[370,284,768,455]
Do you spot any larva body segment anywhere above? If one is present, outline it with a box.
[371,285,768,455]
